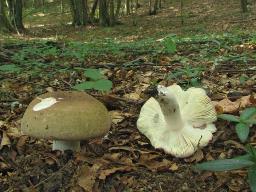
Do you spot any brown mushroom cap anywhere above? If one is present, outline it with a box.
[21,91,111,140]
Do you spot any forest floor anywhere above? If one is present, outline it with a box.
[0,0,256,192]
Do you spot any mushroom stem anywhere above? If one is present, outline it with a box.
[158,95,184,131]
[52,140,80,151]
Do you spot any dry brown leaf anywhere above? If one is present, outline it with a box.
[78,163,102,192]
[109,110,131,124]
[185,149,204,163]
[170,163,179,171]
[123,92,141,100]
[138,156,174,172]
[16,135,29,155]
[214,94,256,114]
[6,126,22,138]
[0,131,11,150]
[98,165,135,180]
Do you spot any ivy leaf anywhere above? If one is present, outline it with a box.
[84,69,104,80]
[195,159,254,171]
[218,114,240,122]
[235,123,250,143]
[93,79,112,91]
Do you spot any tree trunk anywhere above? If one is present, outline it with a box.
[240,0,248,12]
[152,0,158,14]
[99,0,109,26]
[7,0,24,32]
[90,0,98,20]
[109,0,115,26]
[0,0,14,32]
[115,0,121,19]
[126,0,130,15]
[69,0,88,26]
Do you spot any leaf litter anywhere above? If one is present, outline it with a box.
[0,34,255,191]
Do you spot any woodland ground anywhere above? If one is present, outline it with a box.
[0,0,256,191]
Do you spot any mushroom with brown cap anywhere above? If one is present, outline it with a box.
[21,91,111,151]
[137,84,217,158]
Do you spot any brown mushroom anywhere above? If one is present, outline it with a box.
[21,91,111,151]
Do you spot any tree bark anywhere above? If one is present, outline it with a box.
[126,0,130,15]
[109,0,115,26]
[240,0,248,12]
[69,0,88,26]
[99,0,109,26]
[0,0,14,32]
[115,0,121,19]
[6,0,24,32]
[90,0,98,20]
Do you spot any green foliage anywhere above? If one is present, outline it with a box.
[239,75,250,85]
[218,107,256,142]
[73,68,112,92]
[0,64,21,73]
[195,145,256,192]
[166,64,204,88]
[161,35,177,54]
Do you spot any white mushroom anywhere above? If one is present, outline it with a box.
[137,84,217,158]
[21,91,111,152]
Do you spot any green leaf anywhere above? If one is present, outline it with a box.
[235,123,250,143]
[72,81,94,91]
[218,114,240,122]
[93,79,112,91]
[240,107,256,122]
[195,159,254,171]
[0,64,21,73]
[161,36,177,54]
[84,69,104,80]
[245,145,256,162]
[190,78,200,87]
[234,154,253,161]
[248,166,256,192]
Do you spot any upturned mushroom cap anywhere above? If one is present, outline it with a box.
[21,91,111,141]
[137,84,217,158]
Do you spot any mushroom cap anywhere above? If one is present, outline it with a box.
[21,91,111,140]
[137,84,217,158]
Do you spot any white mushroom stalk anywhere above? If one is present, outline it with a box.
[53,140,80,151]
[137,84,217,158]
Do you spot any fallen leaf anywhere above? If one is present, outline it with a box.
[123,92,141,100]
[185,149,204,163]
[78,163,102,192]
[214,94,256,114]
[98,165,135,180]
[16,135,29,155]
[110,111,125,124]
[0,131,11,150]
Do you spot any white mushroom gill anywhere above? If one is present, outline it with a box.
[137,84,217,158]
[33,97,59,111]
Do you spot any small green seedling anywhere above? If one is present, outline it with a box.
[195,145,256,192]
[73,68,112,92]
[218,107,256,143]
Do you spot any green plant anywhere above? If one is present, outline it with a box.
[166,65,204,88]
[195,145,256,192]
[218,107,256,142]
[0,64,21,73]
[160,35,177,54]
[73,68,112,92]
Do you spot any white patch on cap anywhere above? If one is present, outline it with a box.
[33,97,59,111]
